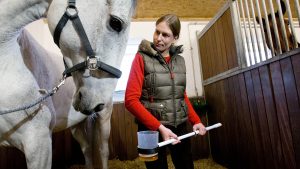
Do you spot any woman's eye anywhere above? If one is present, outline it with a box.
[162,33,170,37]
[109,16,123,32]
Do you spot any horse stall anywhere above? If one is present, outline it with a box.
[198,0,300,169]
[2,0,300,169]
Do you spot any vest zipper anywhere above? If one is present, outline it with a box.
[158,52,177,127]
[167,57,177,127]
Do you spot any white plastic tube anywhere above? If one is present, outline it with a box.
[157,123,222,147]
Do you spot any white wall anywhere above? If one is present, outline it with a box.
[25,19,61,56]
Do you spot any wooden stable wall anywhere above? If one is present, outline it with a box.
[198,9,239,80]
[197,2,300,169]
[204,50,300,169]
[0,102,210,168]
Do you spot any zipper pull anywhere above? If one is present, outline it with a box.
[170,72,174,79]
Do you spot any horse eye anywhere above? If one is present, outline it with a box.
[109,16,123,32]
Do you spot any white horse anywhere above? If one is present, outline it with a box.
[0,0,136,169]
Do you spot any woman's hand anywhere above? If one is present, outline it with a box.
[158,124,180,145]
[193,123,206,135]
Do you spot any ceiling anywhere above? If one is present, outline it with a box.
[133,0,228,21]
[133,0,300,21]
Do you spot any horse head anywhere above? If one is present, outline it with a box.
[255,0,298,55]
[47,0,136,115]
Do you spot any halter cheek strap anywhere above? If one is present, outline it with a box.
[53,0,122,78]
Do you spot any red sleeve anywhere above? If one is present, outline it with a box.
[125,53,161,130]
[184,92,202,125]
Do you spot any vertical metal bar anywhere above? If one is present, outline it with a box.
[249,0,263,62]
[294,0,300,27]
[261,0,275,57]
[275,0,290,52]
[231,0,247,68]
[240,0,254,66]
[267,0,282,55]
[286,0,299,48]
[254,0,269,60]
[244,0,258,64]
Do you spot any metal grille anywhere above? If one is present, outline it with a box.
[234,0,300,66]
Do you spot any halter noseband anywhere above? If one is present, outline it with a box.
[53,0,122,78]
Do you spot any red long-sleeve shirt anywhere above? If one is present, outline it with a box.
[125,52,201,130]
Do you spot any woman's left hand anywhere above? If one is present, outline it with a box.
[193,123,206,135]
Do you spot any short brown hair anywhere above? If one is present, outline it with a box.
[156,14,181,39]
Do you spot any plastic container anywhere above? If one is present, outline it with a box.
[137,131,159,161]
[137,131,158,149]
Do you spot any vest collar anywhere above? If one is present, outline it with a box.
[138,39,183,58]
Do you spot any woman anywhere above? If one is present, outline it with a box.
[125,14,206,169]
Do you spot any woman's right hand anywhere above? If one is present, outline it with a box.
[158,124,180,145]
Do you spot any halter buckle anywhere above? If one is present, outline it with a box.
[87,57,98,70]
[66,5,78,19]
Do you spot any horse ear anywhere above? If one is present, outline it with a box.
[262,18,266,25]
[258,17,266,26]
[255,16,259,24]
[284,18,289,25]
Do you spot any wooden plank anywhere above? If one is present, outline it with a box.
[238,73,257,169]
[232,75,245,169]
[215,18,228,73]
[64,129,75,165]
[291,54,300,169]
[244,71,266,169]
[259,65,284,169]
[222,10,233,70]
[0,148,8,169]
[192,110,209,159]
[109,104,119,159]
[116,103,127,160]
[52,131,66,167]
[270,61,297,169]
[223,10,238,69]
[206,28,215,78]
[280,57,300,168]
[251,69,275,169]
[219,78,234,168]
[292,54,300,106]
[201,32,209,79]
[124,107,137,160]
[210,24,220,75]
[226,77,239,168]
[205,84,223,164]
[129,110,138,159]
[7,148,26,169]
[199,35,209,80]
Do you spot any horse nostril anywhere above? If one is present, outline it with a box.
[81,104,104,116]
[94,103,104,112]
[78,91,82,100]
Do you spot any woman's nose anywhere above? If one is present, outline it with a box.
[157,33,163,41]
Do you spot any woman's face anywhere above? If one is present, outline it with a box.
[153,21,177,54]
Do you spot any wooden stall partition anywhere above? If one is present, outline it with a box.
[109,102,138,160]
[197,0,300,168]
[198,6,239,81]
[204,50,300,169]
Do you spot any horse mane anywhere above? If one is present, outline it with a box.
[272,0,286,18]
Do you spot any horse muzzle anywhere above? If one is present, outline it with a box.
[81,103,104,115]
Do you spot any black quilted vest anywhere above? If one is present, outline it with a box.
[139,40,188,127]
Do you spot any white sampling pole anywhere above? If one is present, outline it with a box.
[157,123,222,147]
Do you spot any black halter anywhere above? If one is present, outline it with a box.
[53,0,122,78]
